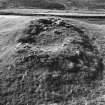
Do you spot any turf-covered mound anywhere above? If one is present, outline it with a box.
[0,18,104,105]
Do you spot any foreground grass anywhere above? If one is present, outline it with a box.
[0,17,105,105]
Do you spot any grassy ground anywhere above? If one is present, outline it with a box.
[1,9,105,14]
[0,16,105,105]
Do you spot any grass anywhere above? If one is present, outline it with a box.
[0,16,105,105]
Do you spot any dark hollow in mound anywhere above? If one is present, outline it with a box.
[1,18,104,105]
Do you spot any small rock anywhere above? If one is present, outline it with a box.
[49,103,58,105]
[16,43,21,47]
[67,62,74,69]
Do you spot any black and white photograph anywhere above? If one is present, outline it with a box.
[0,0,105,105]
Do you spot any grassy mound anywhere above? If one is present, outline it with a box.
[0,18,104,105]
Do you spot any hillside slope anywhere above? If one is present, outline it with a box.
[0,0,105,10]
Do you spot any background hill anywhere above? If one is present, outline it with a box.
[0,0,105,10]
